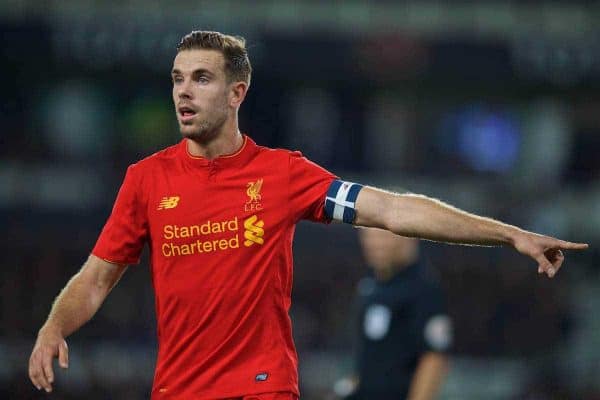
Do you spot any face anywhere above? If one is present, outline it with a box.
[171,49,233,142]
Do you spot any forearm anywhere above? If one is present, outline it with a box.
[407,352,449,400]
[43,275,104,337]
[390,193,520,246]
[353,186,588,277]
[41,256,125,337]
[356,188,522,247]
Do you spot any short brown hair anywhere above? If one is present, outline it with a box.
[177,31,252,85]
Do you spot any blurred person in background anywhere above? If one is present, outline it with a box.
[334,228,450,400]
[28,30,588,400]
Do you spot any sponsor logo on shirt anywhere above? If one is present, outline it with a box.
[157,196,180,210]
[160,214,266,257]
[243,215,265,247]
[245,179,263,212]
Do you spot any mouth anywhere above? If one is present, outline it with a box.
[178,106,197,122]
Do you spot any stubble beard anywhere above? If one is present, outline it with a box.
[180,105,229,145]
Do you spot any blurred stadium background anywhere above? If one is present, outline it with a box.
[1,1,599,399]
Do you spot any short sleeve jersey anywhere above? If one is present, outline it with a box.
[353,262,452,400]
[92,136,337,399]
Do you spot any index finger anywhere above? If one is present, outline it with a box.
[41,350,55,392]
[557,241,589,250]
[29,352,46,390]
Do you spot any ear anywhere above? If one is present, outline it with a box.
[229,81,249,108]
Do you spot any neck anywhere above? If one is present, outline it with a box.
[186,119,243,159]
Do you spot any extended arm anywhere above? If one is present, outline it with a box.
[406,352,449,400]
[29,254,128,393]
[354,186,588,277]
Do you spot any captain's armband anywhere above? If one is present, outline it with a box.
[324,180,364,224]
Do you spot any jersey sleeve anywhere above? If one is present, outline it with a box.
[418,284,453,354]
[288,151,338,223]
[92,164,148,265]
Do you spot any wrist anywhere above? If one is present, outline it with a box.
[39,321,63,338]
[499,224,522,248]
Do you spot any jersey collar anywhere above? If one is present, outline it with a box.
[179,134,258,168]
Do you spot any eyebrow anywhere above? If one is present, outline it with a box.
[171,68,215,77]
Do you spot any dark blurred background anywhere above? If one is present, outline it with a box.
[1,1,599,399]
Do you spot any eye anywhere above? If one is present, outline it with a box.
[197,76,210,84]
[172,76,183,84]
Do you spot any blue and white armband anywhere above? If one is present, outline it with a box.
[324,180,364,224]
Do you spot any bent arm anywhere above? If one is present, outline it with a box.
[41,254,128,337]
[353,186,588,277]
[407,352,449,400]
[30,255,127,392]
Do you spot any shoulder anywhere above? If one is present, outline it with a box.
[247,135,322,166]
[249,144,319,172]
[116,143,181,191]
[128,142,181,173]
[253,144,305,163]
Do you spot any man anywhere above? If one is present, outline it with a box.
[335,229,451,400]
[28,31,587,400]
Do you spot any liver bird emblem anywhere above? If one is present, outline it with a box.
[246,179,263,203]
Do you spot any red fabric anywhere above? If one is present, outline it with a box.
[223,391,298,400]
[242,391,298,400]
[92,136,336,399]
[92,165,149,265]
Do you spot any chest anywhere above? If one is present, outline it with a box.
[144,167,289,246]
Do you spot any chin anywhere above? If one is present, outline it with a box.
[179,123,199,137]
[180,126,212,142]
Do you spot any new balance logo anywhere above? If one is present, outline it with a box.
[244,214,265,247]
[157,196,180,210]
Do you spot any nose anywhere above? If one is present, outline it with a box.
[177,79,193,100]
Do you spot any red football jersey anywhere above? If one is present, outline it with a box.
[92,135,337,399]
